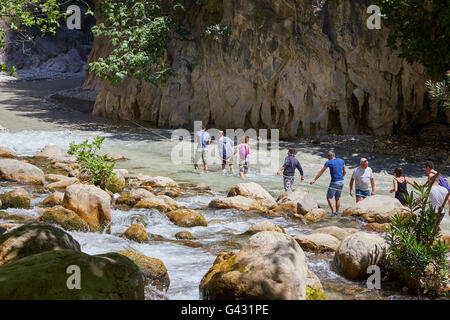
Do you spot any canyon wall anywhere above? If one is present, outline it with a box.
[84,0,441,138]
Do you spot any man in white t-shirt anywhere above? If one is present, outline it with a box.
[429,181,449,227]
[349,158,375,202]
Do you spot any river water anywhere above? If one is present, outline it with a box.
[0,76,448,300]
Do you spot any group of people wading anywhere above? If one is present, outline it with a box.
[192,126,450,224]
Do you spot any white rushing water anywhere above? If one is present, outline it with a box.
[0,77,448,300]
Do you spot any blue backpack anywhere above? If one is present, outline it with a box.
[438,174,450,191]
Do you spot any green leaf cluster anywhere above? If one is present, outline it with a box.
[426,71,450,110]
[68,136,116,189]
[386,182,449,295]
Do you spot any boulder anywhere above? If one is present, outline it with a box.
[140,176,178,188]
[63,184,111,233]
[303,208,328,222]
[47,177,79,190]
[310,226,352,240]
[342,195,409,223]
[38,206,89,232]
[275,188,318,215]
[293,233,340,253]
[209,196,264,212]
[45,174,70,182]
[34,145,76,163]
[117,188,154,206]
[0,188,30,209]
[113,169,130,178]
[175,231,196,240]
[227,182,276,207]
[0,159,45,185]
[199,231,308,300]
[363,222,391,233]
[106,173,126,194]
[104,152,128,161]
[0,147,17,158]
[334,232,388,280]
[0,222,81,266]
[165,209,207,227]
[134,195,178,212]
[0,249,144,299]
[42,191,65,207]
[123,223,148,243]
[117,249,170,293]
[245,221,285,234]
[306,270,328,300]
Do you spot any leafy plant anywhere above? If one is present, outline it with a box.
[376,0,450,77]
[385,182,449,295]
[426,71,450,110]
[68,136,116,189]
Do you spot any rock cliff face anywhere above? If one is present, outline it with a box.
[84,0,438,138]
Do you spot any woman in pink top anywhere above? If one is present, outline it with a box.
[234,136,251,179]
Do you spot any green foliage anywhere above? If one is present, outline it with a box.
[376,0,450,77]
[386,182,449,295]
[203,24,230,41]
[68,136,116,189]
[88,0,184,86]
[426,71,450,109]
[0,0,68,75]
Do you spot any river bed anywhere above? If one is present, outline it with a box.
[0,76,448,300]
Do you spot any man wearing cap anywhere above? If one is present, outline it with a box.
[349,158,375,202]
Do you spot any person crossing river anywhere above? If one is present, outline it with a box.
[310,150,347,217]
[277,149,304,191]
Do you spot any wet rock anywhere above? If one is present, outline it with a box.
[123,223,148,243]
[245,221,285,235]
[106,173,126,194]
[275,188,318,215]
[0,222,81,266]
[303,208,328,222]
[175,240,203,248]
[134,195,178,212]
[0,159,45,185]
[363,222,390,233]
[200,231,308,300]
[165,209,207,227]
[42,191,65,207]
[38,206,89,232]
[0,214,34,223]
[0,188,30,209]
[117,249,170,294]
[0,147,17,158]
[113,169,129,178]
[306,270,328,300]
[34,145,76,163]
[140,176,178,188]
[0,250,144,299]
[293,233,340,253]
[117,188,154,206]
[47,177,79,190]
[311,226,352,240]
[209,196,264,212]
[334,232,388,281]
[104,152,128,161]
[227,182,276,207]
[342,195,409,223]
[63,184,111,233]
[175,231,196,240]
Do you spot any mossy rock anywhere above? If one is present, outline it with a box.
[117,249,170,294]
[165,209,207,227]
[123,223,148,243]
[0,249,144,299]
[0,188,30,209]
[106,174,126,194]
[175,231,196,240]
[175,240,203,248]
[2,214,34,223]
[38,206,89,232]
[0,222,81,265]
[306,286,328,300]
